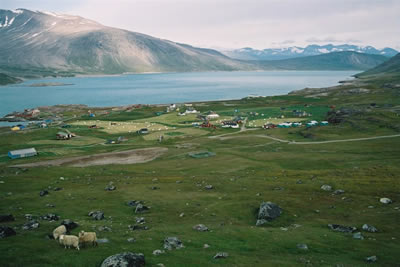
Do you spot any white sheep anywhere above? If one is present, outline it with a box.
[59,234,80,250]
[53,225,67,240]
[78,231,97,247]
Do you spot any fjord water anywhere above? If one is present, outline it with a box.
[0,71,357,117]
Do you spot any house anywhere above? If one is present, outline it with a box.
[222,121,239,128]
[206,113,220,120]
[320,121,329,126]
[277,122,292,128]
[306,120,319,127]
[292,122,302,127]
[8,148,37,159]
[185,108,198,114]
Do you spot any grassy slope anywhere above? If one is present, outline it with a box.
[0,74,400,266]
[0,73,22,86]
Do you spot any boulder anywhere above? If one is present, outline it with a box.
[22,220,40,230]
[0,214,15,223]
[256,202,282,226]
[365,256,377,262]
[39,190,49,197]
[40,213,60,221]
[380,198,392,204]
[61,219,79,231]
[193,224,209,232]
[328,224,357,233]
[321,185,332,191]
[101,252,145,267]
[214,252,229,259]
[163,237,184,250]
[135,204,149,214]
[353,232,364,240]
[89,211,104,220]
[0,225,16,238]
[362,224,378,233]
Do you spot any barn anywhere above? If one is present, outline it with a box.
[8,148,37,159]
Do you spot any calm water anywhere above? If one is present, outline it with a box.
[0,71,357,117]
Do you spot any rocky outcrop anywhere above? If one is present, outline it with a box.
[256,202,282,226]
[100,252,145,267]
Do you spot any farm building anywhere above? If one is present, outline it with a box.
[56,131,73,140]
[320,121,329,126]
[8,148,37,159]
[222,121,239,128]
[206,113,220,120]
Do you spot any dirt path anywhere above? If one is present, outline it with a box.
[253,134,400,144]
[11,147,168,168]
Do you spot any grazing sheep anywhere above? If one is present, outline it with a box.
[59,235,79,250]
[78,231,97,247]
[53,225,67,240]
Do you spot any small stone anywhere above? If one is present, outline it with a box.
[362,224,378,233]
[40,213,60,221]
[45,203,55,208]
[297,243,308,250]
[127,238,136,243]
[127,200,141,207]
[53,187,63,191]
[296,180,303,184]
[22,220,40,230]
[105,183,116,191]
[365,255,377,262]
[214,252,229,259]
[328,224,357,233]
[88,211,104,220]
[152,249,165,256]
[163,237,184,250]
[179,213,185,217]
[256,193,261,196]
[59,177,65,180]
[192,224,209,232]
[203,244,210,248]
[380,198,392,204]
[135,204,149,213]
[97,238,110,244]
[128,225,148,231]
[98,226,112,232]
[321,185,332,191]
[135,217,145,224]
[333,189,345,195]
[204,185,213,190]
[353,232,364,240]
[39,190,49,197]
[0,225,16,238]
[151,186,159,190]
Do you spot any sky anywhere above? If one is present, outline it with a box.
[1,0,400,50]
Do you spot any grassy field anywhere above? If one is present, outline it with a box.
[0,74,400,266]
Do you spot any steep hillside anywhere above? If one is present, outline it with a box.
[0,9,252,77]
[258,51,388,71]
[223,44,398,61]
[0,73,22,85]
[357,53,400,77]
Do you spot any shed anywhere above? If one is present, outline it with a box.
[8,148,37,159]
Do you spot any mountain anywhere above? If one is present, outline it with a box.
[0,73,22,85]
[0,9,252,77]
[357,53,400,77]
[223,44,398,61]
[256,51,389,71]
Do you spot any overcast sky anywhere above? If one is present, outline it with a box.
[2,0,400,50]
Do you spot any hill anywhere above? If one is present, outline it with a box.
[0,73,22,85]
[357,53,400,77]
[257,51,388,71]
[0,9,253,77]
[223,44,398,61]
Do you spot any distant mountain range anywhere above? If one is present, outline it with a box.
[0,9,394,84]
[222,44,398,61]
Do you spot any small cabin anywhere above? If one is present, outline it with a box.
[8,148,37,159]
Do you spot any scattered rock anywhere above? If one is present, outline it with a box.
[100,252,145,267]
[151,186,160,190]
[135,204,149,213]
[40,213,60,221]
[152,249,165,256]
[127,200,142,207]
[296,180,303,184]
[380,198,392,204]
[321,185,332,191]
[362,224,378,233]
[353,232,364,240]
[0,214,15,223]
[179,213,185,217]
[297,243,308,250]
[203,244,210,248]
[256,202,282,226]
[127,238,136,243]
[0,225,16,238]
[98,226,112,232]
[24,214,33,220]
[129,225,149,231]
[365,255,377,262]
[22,220,40,230]
[193,224,209,232]
[53,187,63,191]
[328,224,357,233]
[135,217,145,224]
[214,252,229,259]
[88,211,104,220]
[105,183,116,191]
[39,190,49,197]
[333,189,345,195]
[163,237,184,250]
[45,203,55,208]
[97,238,110,244]
[61,219,79,231]
[204,185,213,190]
